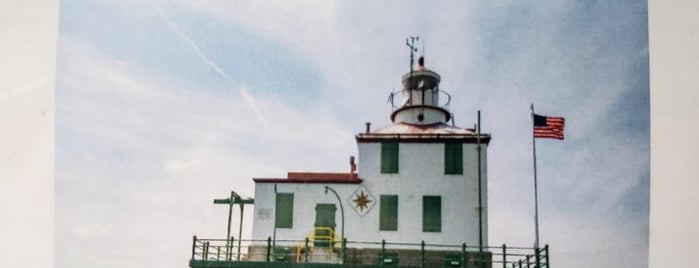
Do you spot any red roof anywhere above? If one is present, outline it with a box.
[253,172,362,184]
[372,122,476,134]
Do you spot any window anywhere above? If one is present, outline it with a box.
[444,142,463,174]
[275,193,294,228]
[422,196,441,232]
[379,195,398,231]
[381,142,399,173]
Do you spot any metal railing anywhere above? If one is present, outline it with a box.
[508,245,549,268]
[191,236,549,268]
[191,236,244,261]
[387,89,452,110]
[295,227,343,262]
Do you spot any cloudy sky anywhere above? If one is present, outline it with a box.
[55,1,649,268]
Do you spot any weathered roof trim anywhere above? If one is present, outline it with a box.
[253,178,363,184]
[401,70,441,82]
[254,172,363,184]
[356,133,491,144]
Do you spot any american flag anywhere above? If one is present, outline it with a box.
[533,114,565,140]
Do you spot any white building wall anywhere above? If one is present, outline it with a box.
[353,142,488,246]
[251,182,358,245]
[251,141,488,248]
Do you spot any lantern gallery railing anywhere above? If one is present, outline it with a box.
[190,236,550,268]
[387,89,452,110]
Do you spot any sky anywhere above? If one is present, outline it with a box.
[55,1,649,268]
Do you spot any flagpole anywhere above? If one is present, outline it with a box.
[477,110,483,252]
[531,104,540,249]
[273,184,277,249]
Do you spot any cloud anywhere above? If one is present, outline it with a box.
[166,0,486,128]
[56,37,356,268]
[148,0,270,127]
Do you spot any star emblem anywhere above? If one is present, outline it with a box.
[347,185,375,216]
[353,191,373,212]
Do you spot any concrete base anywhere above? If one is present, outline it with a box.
[238,246,491,268]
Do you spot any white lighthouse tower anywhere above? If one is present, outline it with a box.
[352,43,490,247]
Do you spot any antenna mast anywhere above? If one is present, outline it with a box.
[405,36,420,106]
[406,36,419,73]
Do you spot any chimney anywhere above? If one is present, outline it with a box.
[350,156,356,174]
[365,122,371,134]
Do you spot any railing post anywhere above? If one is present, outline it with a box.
[502,244,507,268]
[526,255,530,268]
[462,243,467,268]
[304,237,309,263]
[230,236,235,261]
[518,259,522,268]
[191,236,197,260]
[225,236,230,261]
[342,238,347,264]
[217,246,221,261]
[544,245,549,268]
[204,241,210,261]
[381,239,386,265]
[535,247,541,268]
[330,228,335,251]
[266,237,271,262]
[421,240,425,267]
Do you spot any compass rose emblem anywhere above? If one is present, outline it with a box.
[353,191,372,212]
[348,185,375,216]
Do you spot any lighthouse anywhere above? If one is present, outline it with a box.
[189,40,550,268]
[247,40,490,262]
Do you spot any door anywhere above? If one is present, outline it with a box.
[314,204,336,247]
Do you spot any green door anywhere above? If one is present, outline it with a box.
[314,204,336,247]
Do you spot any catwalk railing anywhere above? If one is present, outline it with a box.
[190,236,549,268]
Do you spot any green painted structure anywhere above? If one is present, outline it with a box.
[188,235,549,268]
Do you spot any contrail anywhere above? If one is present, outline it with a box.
[149,1,270,127]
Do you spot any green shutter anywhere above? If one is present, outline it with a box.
[275,193,294,228]
[445,143,463,174]
[379,195,398,231]
[422,196,441,232]
[381,142,399,173]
